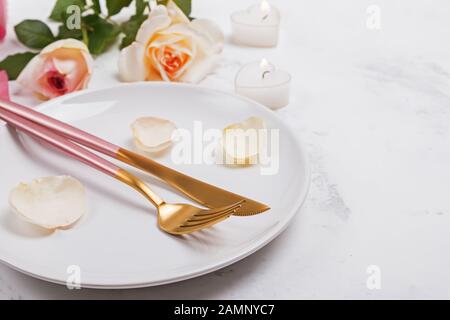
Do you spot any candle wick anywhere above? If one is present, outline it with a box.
[262,14,269,20]
[262,70,271,79]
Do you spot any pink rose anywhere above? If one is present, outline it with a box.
[17,39,93,100]
[0,0,6,41]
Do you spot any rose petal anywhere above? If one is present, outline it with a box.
[166,0,190,24]
[36,59,67,98]
[9,176,87,230]
[17,55,48,95]
[147,33,185,47]
[146,34,195,81]
[161,23,215,54]
[131,117,177,153]
[190,19,224,53]
[135,6,172,45]
[150,46,170,81]
[46,39,94,76]
[41,38,90,55]
[17,39,93,99]
[171,43,196,79]
[179,53,220,83]
[53,58,77,75]
[118,42,147,82]
[51,52,88,92]
[80,50,94,74]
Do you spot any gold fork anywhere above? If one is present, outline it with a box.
[0,108,244,235]
[117,169,244,234]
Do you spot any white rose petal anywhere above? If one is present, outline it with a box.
[41,38,93,74]
[9,176,87,230]
[166,0,190,24]
[162,23,213,54]
[135,6,172,45]
[16,55,46,94]
[118,42,147,82]
[41,38,89,54]
[180,53,220,83]
[131,117,177,153]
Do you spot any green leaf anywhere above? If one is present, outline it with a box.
[154,0,190,17]
[120,14,147,49]
[135,0,146,16]
[57,24,83,40]
[83,15,121,55]
[91,0,101,13]
[106,0,133,16]
[173,0,191,17]
[0,52,38,80]
[49,0,86,22]
[14,20,56,49]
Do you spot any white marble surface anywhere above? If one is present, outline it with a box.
[1,0,450,299]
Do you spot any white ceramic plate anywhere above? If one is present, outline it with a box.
[0,83,309,289]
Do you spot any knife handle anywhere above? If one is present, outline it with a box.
[0,98,120,157]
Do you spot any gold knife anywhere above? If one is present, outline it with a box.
[118,149,270,216]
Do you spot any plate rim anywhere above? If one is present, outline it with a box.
[0,82,310,289]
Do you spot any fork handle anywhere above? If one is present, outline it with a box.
[0,108,164,207]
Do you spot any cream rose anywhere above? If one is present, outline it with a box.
[17,39,93,100]
[119,1,224,83]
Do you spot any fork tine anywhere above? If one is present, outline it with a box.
[183,209,236,227]
[187,211,232,224]
[181,203,244,229]
[192,200,245,218]
[182,213,231,228]
[189,203,243,223]
[177,214,232,234]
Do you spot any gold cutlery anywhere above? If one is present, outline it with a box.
[0,107,245,235]
[0,98,270,216]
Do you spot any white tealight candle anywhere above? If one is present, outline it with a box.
[235,59,291,110]
[231,0,281,47]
